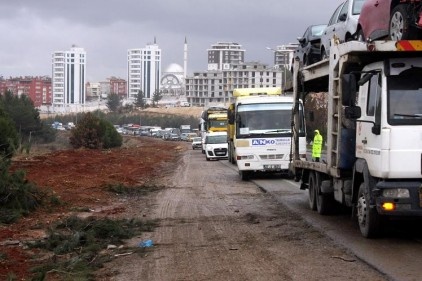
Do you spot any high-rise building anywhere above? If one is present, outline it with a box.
[127,41,161,101]
[207,42,245,71]
[51,46,86,112]
[271,43,298,70]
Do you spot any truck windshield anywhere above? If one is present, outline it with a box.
[209,120,227,129]
[387,67,422,125]
[206,135,227,144]
[236,103,293,136]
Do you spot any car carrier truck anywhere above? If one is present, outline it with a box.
[228,87,306,180]
[289,39,422,238]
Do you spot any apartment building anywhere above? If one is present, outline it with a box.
[91,77,127,100]
[0,76,52,107]
[207,42,245,71]
[271,43,298,70]
[127,42,161,101]
[51,46,86,112]
[186,62,282,107]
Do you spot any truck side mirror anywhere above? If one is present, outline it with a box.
[342,74,357,106]
[372,124,381,135]
[344,106,361,119]
[358,73,373,86]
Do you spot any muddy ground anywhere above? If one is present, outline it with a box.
[1,133,388,280]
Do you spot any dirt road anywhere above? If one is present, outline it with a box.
[98,146,388,280]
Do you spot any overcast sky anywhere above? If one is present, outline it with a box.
[0,0,341,82]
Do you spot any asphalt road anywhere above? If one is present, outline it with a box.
[222,161,422,281]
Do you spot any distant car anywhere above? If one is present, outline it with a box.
[356,0,422,41]
[180,101,190,107]
[170,133,181,141]
[294,24,327,66]
[320,0,365,59]
[186,133,198,142]
[180,133,189,141]
[191,137,202,150]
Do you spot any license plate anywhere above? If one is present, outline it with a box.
[264,164,281,170]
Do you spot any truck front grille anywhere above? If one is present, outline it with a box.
[260,154,284,160]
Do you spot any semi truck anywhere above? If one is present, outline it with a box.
[199,106,228,133]
[289,39,422,238]
[227,87,306,180]
[180,125,191,134]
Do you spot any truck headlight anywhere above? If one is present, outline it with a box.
[382,188,410,198]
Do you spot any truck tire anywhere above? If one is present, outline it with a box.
[357,183,381,238]
[316,174,334,215]
[240,171,250,181]
[228,145,233,164]
[308,172,317,211]
[228,144,236,164]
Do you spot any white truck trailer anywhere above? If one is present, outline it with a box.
[228,87,306,180]
[290,40,422,238]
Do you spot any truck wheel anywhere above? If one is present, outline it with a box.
[316,175,334,215]
[206,156,210,161]
[357,183,381,238]
[308,172,317,211]
[240,171,250,181]
[228,145,236,164]
[231,154,237,165]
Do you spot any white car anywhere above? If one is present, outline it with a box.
[320,0,365,59]
[204,132,228,161]
[191,137,202,150]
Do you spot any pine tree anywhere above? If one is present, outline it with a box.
[134,90,146,109]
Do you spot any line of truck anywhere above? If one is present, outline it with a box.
[289,39,422,238]
[198,39,422,238]
[199,87,306,179]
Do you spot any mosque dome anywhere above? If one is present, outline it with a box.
[165,63,184,73]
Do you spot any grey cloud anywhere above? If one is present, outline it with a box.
[0,0,340,81]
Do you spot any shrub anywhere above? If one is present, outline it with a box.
[69,112,122,149]
[0,112,19,159]
[0,161,42,224]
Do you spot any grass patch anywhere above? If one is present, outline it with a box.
[28,215,158,280]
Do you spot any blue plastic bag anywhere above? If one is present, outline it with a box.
[139,239,153,248]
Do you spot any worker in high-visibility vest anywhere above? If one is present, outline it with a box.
[312,129,323,162]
